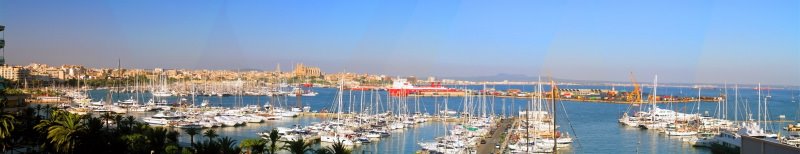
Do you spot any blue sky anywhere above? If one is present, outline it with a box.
[0,0,798,85]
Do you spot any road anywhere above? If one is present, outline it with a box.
[476,118,514,154]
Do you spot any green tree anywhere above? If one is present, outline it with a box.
[165,144,181,154]
[39,112,85,153]
[0,105,16,152]
[125,116,136,131]
[147,127,168,154]
[240,138,266,154]
[43,105,53,119]
[34,104,42,118]
[113,114,123,129]
[167,130,179,144]
[82,116,106,152]
[324,140,351,154]
[84,116,103,136]
[192,139,221,154]
[185,127,200,144]
[121,134,150,154]
[282,138,314,154]
[203,129,218,142]
[100,112,113,130]
[0,106,15,139]
[265,129,281,154]
[217,137,241,154]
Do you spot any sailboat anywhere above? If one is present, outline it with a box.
[508,77,573,153]
[319,79,356,146]
[619,74,644,128]
[152,74,172,97]
[707,83,778,152]
[665,78,700,136]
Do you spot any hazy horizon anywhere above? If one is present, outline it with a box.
[1,1,798,85]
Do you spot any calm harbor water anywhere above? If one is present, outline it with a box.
[85,84,799,154]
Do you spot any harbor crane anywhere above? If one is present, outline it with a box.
[626,73,643,103]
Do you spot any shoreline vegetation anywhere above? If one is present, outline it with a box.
[0,103,355,154]
[0,77,359,154]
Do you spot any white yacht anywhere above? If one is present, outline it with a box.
[710,121,778,153]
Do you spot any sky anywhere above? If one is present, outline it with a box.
[0,0,798,85]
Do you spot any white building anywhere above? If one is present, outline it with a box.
[0,65,29,81]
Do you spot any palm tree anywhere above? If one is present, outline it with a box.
[282,138,314,154]
[100,112,113,130]
[166,130,179,144]
[116,115,131,133]
[82,116,105,152]
[324,140,351,154]
[85,116,103,135]
[0,108,15,139]
[125,116,136,130]
[185,127,200,144]
[265,129,281,154]
[192,138,221,154]
[217,137,241,154]
[35,104,42,118]
[121,134,150,154]
[113,114,123,128]
[203,129,218,142]
[147,127,168,153]
[42,112,85,153]
[43,105,53,119]
[132,122,151,135]
[239,138,266,154]
[0,106,16,152]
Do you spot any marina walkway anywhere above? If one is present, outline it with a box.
[477,118,514,154]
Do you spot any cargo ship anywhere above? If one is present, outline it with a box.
[387,79,460,96]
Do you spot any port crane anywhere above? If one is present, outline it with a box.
[626,73,643,103]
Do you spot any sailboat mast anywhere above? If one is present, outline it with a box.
[482,84,487,118]
[697,87,701,113]
[551,79,558,154]
[538,77,543,111]
[758,83,762,124]
[653,75,658,109]
[723,83,728,120]
[337,79,344,122]
[735,84,738,122]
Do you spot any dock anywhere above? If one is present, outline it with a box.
[300,112,470,122]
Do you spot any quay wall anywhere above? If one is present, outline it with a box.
[741,136,800,154]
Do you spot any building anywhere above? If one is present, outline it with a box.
[1,24,5,65]
[0,65,29,81]
[24,63,69,80]
[293,63,322,78]
[427,76,436,82]
[407,76,418,83]
[61,65,87,79]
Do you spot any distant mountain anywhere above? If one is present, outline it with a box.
[445,74,799,88]
[446,73,560,82]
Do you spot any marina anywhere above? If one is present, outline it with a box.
[16,77,798,153]
[1,1,798,153]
